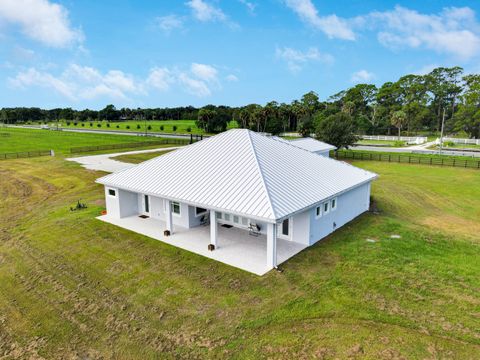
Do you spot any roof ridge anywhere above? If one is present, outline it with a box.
[246,130,277,221]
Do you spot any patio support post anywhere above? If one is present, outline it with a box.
[210,210,217,248]
[166,200,173,233]
[267,223,277,269]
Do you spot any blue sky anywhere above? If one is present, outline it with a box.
[1,0,480,109]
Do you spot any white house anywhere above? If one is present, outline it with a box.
[96,129,377,275]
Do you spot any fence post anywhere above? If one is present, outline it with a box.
[453,159,456,167]
[388,154,391,162]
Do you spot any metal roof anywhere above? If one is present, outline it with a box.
[97,129,376,223]
[289,137,336,152]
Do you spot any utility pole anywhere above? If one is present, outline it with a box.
[439,108,446,154]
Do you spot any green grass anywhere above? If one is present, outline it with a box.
[356,139,407,147]
[430,143,480,150]
[0,157,479,358]
[0,127,176,156]
[35,119,239,135]
[111,149,176,164]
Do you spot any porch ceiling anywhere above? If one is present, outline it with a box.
[98,215,307,275]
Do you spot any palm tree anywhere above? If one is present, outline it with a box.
[391,110,407,139]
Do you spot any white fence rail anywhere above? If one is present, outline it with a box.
[360,135,428,145]
[437,137,480,145]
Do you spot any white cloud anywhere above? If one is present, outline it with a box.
[146,67,175,91]
[178,73,211,97]
[0,0,83,47]
[283,0,355,40]
[186,0,227,22]
[190,63,218,82]
[9,62,225,100]
[238,0,257,14]
[155,14,184,34]
[276,46,334,73]
[413,64,440,76]
[351,70,374,83]
[186,0,238,28]
[226,74,239,82]
[367,6,480,60]
[9,64,143,101]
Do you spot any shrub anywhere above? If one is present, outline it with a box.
[186,126,192,132]
[147,125,152,130]
[126,125,130,129]
[137,124,141,129]
[173,125,177,132]
[81,123,85,127]
[97,123,102,127]
[73,122,78,126]
[393,140,405,147]
[116,125,120,128]
[66,121,71,126]
[106,123,110,128]
[160,125,164,131]
[443,141,455,147]
[89,122,93,127]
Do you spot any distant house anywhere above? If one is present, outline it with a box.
[96,129,377,275]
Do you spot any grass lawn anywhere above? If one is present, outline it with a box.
[111,149,176,164]
[34,119,239,135]
[356,139,407,147]
[430,143,480,150]
[0,127,177,156]
[0,157,479,358]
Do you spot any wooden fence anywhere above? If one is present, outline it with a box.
[70,138,194,154]
[0,150,52,160]
[334,150,480,169]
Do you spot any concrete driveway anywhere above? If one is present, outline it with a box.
[67,147,180,173]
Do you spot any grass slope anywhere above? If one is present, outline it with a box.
[111,149,175,164]
[0,127,173,156]
[0,158,479,358]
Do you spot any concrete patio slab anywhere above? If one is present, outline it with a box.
[98,215,307,275]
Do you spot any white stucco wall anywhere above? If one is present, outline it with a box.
[315,150,331,157]
[105,187,139,218]
[308,182,371,245]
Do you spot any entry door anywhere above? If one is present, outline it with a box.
[141,194,150,215]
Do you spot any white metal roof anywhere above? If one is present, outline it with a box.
[289,137,336,153]
[97,129,376,223]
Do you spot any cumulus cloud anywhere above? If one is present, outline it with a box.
[0,0,83,47]
[283,0,355,40]
[155,14,184,34]
[9,62,226,100]
[276,46,334,73]
[366,6,480,60]
[10,64,144,101]
[350,70,374,83]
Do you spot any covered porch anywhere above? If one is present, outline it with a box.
[98,214,307,275]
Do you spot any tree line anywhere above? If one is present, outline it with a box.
[1,66,479,139]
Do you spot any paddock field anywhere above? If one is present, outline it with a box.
[0,155,479,358]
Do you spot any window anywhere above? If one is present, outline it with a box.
[216,212,222,219]
[282,218,289,236]
[172,201,180,215]
[233,215,239,224]
[323,202,329,214]
[315,206,321,218]
[331,198,337,211]
[195,207,207,216]
[241,217,248,226]
[108,189,116,197]
[224,213,231,221]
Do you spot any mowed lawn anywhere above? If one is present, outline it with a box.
[111,149,176,164]
[40,119,239,135]
[0,157,479,358]
[0,127,173,156]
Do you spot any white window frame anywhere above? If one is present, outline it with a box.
[323,201,330,215]
[315,206,322,219]
[331,197,337,211]
[171,201,181,216]
[107,188,116,197]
